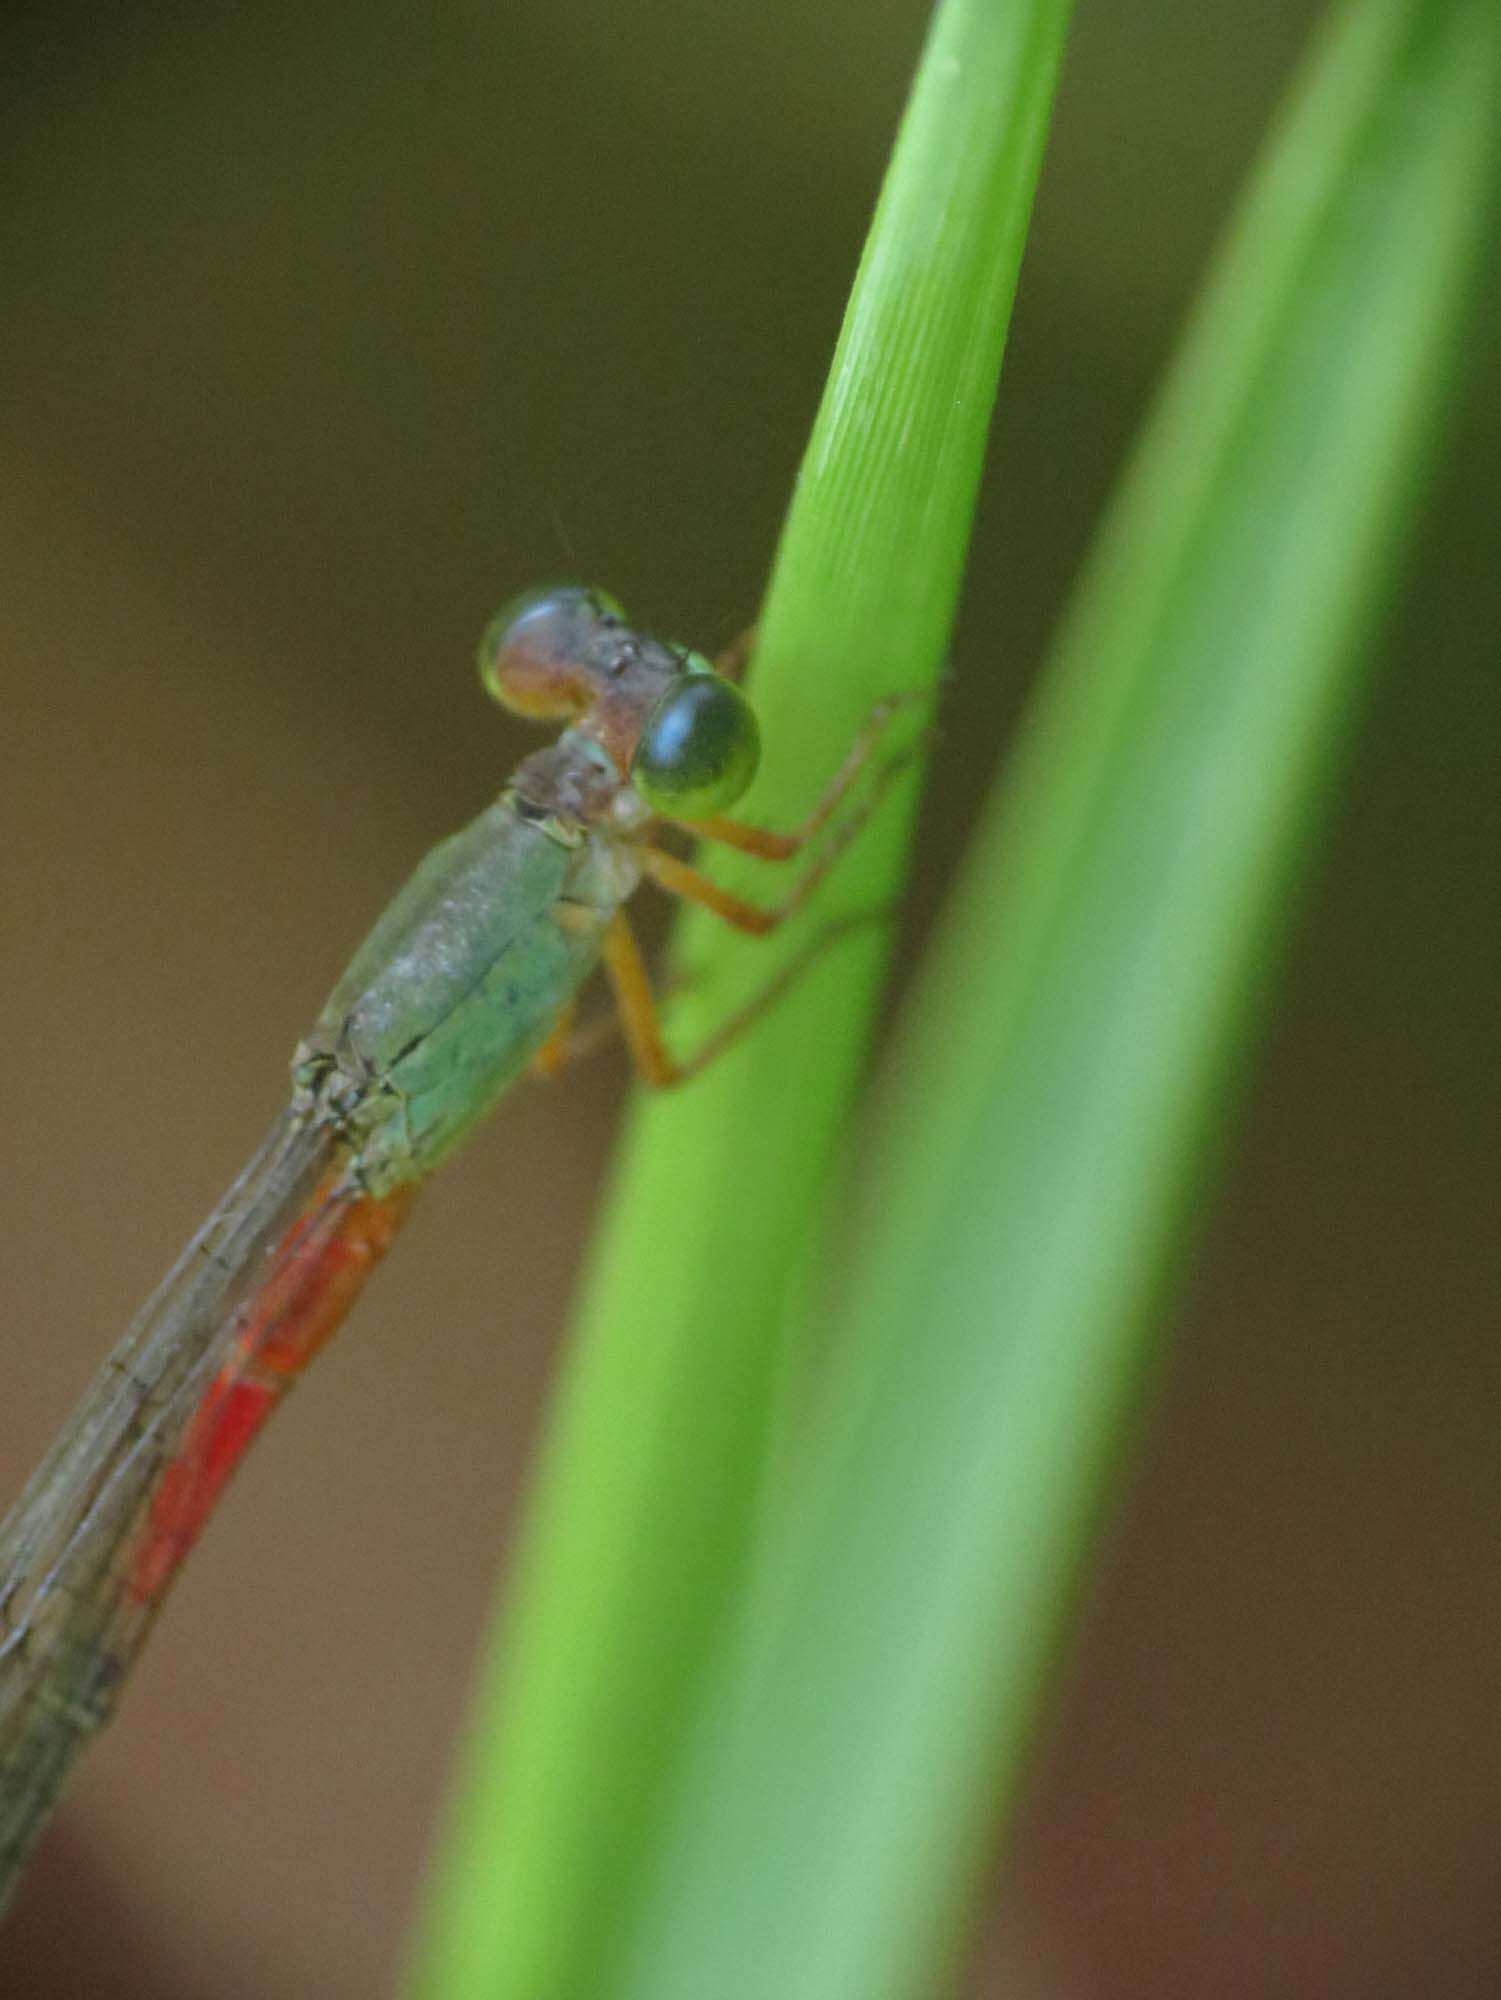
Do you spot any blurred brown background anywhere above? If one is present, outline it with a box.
[2,3,1497,1995]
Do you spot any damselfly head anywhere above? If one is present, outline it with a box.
[478,585,760,819]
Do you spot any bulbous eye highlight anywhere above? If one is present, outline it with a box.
[477,584,628,716]
[630,675,760,819]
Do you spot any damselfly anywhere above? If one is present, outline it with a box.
[0,585,920,1911]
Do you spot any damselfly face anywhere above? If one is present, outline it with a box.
[478,584,760,820]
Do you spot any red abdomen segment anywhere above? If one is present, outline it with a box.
[129,1173,416,1606]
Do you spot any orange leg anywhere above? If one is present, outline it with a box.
[599,907,887,1089]
[530,1001,579,1080]
[529,1003,628,1078]
[680,689,932,861]
[580,687,935,1085]
[640,849,783,935]
[528,965,699,1080]
[639,719,927,935]
[713,623,757,684]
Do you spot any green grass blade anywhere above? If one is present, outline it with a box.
[604,4,1501,1997]
[405,4,1073,1996]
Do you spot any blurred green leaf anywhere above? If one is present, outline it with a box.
[405,3,1073,1996]
[602,3,1500,1997]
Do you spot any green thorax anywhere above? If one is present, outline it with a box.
[294,789,638,1192]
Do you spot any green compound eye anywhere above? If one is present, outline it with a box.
[630,673,760,819]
